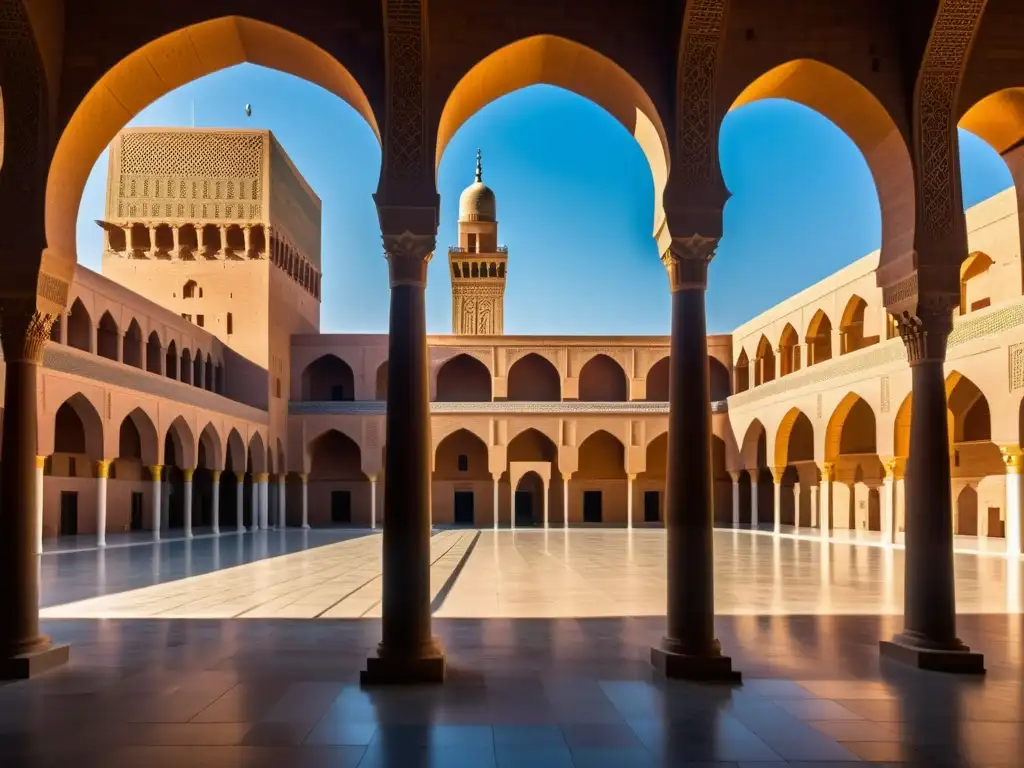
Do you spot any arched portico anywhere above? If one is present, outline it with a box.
[433,429,492,526]
[825,394,883,534]
[306,429,368,527]
[578,354,627,402]
[435,354,491,402]
[575,430,627,526]
[506,353,560,401]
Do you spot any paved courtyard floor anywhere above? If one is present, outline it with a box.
[2,529,1021,766]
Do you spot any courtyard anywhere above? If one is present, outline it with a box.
[1,529,1018,766]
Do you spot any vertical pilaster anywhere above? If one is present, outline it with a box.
[729,471,741,528]
[0,307,69,677]
[819,462,833,538]
[171,225,180,258]
[882,458,903,546]
[771,466,784,535]
[563,474,571,529]
[626,474,634,530]
[183,468,194,539]
[242,225,252,257]
[544,479,551,529]
[149,226,158,259]
[278,474,287,529]
[58,312,68,346]
[211,470,221,535]
[650,234,737,681]
[255,473,269,530]
[750,474,759,529]
[96,460,111,548]
[492,474,500,530]
[370,476,378,529]
[149,465,163,541]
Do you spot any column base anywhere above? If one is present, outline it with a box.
[651,645,741,683]
[0,642,70,679]
[302,524,310,530]
[361,640,446,685]
[879,637,985,674]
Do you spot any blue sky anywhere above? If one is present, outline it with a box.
[74,64,1013,335]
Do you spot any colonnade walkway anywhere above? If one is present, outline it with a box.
[4,529,1020,766]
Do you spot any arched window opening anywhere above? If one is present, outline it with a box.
[959,252,994,315]
[165,340,178,380]
[645,357,669,401]
[67,298,93,352]
[507,353,560,401]
[734,350,750,393]
[375,362,389,400]
[183,280,199,299]
[123,319,144,368]
[778,324,800,376]
[181,349,193,385]
[578,354,627,402]
[301,355,355,401]
[436,354,492,402]
[754,336,775,386]
[839,296,877,353]
[806,311,833,366]
[96,311,120,361]
[709,357,731,401]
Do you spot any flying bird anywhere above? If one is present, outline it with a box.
[245,104,252,118]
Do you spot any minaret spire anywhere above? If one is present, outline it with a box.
[475,148,482,182]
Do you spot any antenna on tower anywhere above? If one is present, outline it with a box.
[475,148,482,182]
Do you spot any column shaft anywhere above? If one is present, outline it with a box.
[751,477,759,529]
[370,478,378,529]
[96,461,110,547]
[236,479,245,532]
[1005,455,1023,559]
[626,474,634,530]
[35,458,45,555]
[544,481,551,529]
[301,474,310,529]
[278,475,286,529]
[493,477,499,530]
[731,477,740,528]
[183,469,194,539]
[772,474,783,534]
[563,477,570,529]
[150,465,162,541]
[211,471,221,535]
[819,467,832,538]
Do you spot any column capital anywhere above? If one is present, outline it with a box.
[770,465,786,483]
[277,472,288,483]
[728,470,742,483]
[383,231,435,288]
[254,472,270,482]
[883,456,907,479]
[661,235,717,292]
[36,456,47,470]
[148,465,163,481]
[96,459,112,479]
[299,473,309,484]
[1001,445,1024,474]
[182,468,194,482]
[561,472,574,482]
[211,470,222,482]
[894,298,957,365]
[626,473,636,481]
[0,304,56,364]
[819,461,836,481]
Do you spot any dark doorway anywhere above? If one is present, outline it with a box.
[867,488,881,532]
[60,491,79,536]
[583,490,603,523]
[454,490,474,525]
[988,507,1005,538]
[644,490,660,523]
[514,490,534,526]
[331,490,352,524]
[130,492,144,531]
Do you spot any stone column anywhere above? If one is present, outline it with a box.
[370,476,378,529]
[88,323,97,354]
[880,308,983,672]
[563,474,571,529]
[0,306,69,677]
[123,226,134,257]
[729,472,741,528]
[236,476,245,532]
[149,465,163,541]
[650,234,737,681]
[492,474,500,530]
[171,225,180,258]
[771,467,785,535]
[183,468,194,539]
[58,312,68,346]
[544,479,551,529]
[819,462,833,538]
[361,229,444,684]
[278,474,287,529]
[149,226,158,259]
[300,473,310,529]
[255,473,269,530]
[626,474,634,530]
[509,481,516,531]
[1002,448,1022,559]
[242,225,252,257]
[96,460,111,548]
[219,225,229,258]
[882,458,902,546]
[34,457,45,555]
[750,473,759,529]
[211,471,221,535]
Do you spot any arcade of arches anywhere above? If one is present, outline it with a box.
[5,0,1024,684]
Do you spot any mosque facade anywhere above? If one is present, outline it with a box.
[26,128,1024,560]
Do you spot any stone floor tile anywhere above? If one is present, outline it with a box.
[494,745,575,768]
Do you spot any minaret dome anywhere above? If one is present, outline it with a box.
[458,149,496,222]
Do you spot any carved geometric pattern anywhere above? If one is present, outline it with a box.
[880,375,891,413]
[675,0,727,184]
[384,0,427,181]
[1010,343,1024,391]
[120,132,264,177]
[916,1,987,236]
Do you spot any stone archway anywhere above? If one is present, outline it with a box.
[507,354,560,401]
[307,429,367,527]
[825,394,883,533]
[436,354,491,402]
[302,354,356,401]
[578,354,627,402]
[433,429,491,526]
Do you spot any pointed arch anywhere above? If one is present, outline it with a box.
[165,339,178,380]
[375,361,389,400]
[708,356,731,401]
[774,408,814,468]
[576,429,626,480]
[96,310,120,360]
[181,348,193,385]
[507,427,558,464]
[164,416,197,469]
[578,354,627,402]
[434,428,490,479]
[645,356,670,401]
[67,297,92,352]
[436,354,492,402]
[117,407,159,466]
[734,348,750,393]
[308,429,365,480]
[435,35,669,235]
[947,371,992,443]
[198,423,224,470]
[507,353,560,401]
[225,429,247,476]
[825,394,877,462]
[839,296,876,353]
[959,251,994,315]
[247,432,267,473]
[806,309,833,365]
[301,354,355,401]
[739,419,767,470]
[778,323,800,376]
[123,318,144,368]
[754,335,775,386]
[729,58,914,277]
[53,393,104,460]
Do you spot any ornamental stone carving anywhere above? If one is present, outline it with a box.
[0,304,55,364]
[661,235,718,291]
[383,0,428,181]
[383,231,435,287]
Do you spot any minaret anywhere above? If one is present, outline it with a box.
[449,150,507,335]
